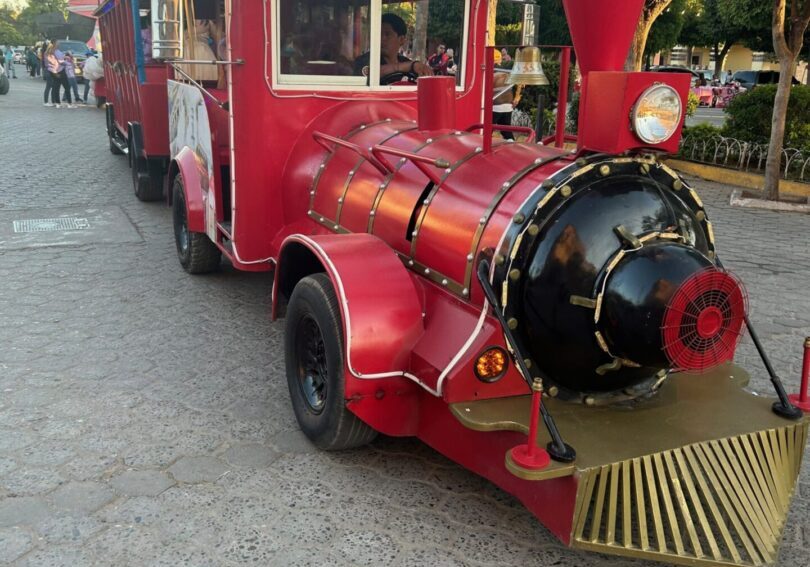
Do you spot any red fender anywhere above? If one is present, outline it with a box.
[173,147,208,233]
[279,233,425,380]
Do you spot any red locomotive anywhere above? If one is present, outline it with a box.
[98,1,807,565]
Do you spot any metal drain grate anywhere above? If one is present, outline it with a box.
[12,217,91,233]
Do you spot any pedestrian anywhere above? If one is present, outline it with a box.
[63,52,83,103]
[3,46,16,79]
[493,68,516,140]
[26,47,40,77]
[446,48,457,76]
[81,53,102,103]
[44,42,74,107]
[428,44,449,75]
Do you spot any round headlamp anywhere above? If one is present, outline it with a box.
[631,84,682,144]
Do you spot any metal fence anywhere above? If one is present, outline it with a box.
[679,135,810,183]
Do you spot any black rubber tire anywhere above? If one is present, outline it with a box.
[107,111,124,155]
[172,176,221,274]
[285,274,378,450]
[0,75,9,95]
[96,96,106,108]
[132,151,163,202]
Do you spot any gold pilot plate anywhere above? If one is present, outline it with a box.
[450,365,809,566]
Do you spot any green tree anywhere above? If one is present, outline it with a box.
[626,1,675,71]
[762,0,810,200]
[644,0,687,66]
[18,0,68,40]
[0,20,23,45]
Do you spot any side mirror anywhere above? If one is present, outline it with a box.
[151,0,184,60]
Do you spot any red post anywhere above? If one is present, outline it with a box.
[788,337,810,412]
[509,378,551,470]
[417,77,456,131]
[483,46,495,154]
[554,47,570,149]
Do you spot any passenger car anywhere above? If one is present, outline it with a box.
[732,69,800,90]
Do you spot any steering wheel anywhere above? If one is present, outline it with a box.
[380,71,419,86]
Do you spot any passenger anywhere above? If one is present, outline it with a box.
[493,63,515,140]
[177,19,219,82]
[354,13,432,83]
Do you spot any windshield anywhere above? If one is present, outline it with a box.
[56,41,89,56]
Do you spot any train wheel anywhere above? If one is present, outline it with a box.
[171,176,221,274]
[285,274,377,450]
[96,96,106,108]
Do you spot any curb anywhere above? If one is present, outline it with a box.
[666,158,810,199]
[729,189,810,214]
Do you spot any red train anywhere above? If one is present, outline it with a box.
[97,1,807,565]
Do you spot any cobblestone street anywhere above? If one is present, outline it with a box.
[1,72,809,567]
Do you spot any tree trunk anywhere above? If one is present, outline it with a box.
[625,17,655,71]
[414,1,430,61]
[714,42,733,80]
[763,57,796,201]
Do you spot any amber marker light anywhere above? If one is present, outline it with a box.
[475,347,508,382]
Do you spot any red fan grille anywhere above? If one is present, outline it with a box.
[662,268,747,371]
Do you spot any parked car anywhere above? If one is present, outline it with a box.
[649,65,702,86]
[53,40,91,82]
[731,70,800,90]
[13,50,24,64]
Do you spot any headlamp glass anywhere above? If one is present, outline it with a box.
[632,84,682,144]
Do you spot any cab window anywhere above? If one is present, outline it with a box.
[275,0,467,88]
[278,0,371,84]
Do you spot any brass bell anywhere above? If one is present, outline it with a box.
[507,46,549,86]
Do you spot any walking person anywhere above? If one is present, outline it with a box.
[3,46,16,79]
[26,47,40,77]
[64,52,82,103]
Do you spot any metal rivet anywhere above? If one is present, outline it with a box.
[480,217,487,225]
[708,250,716,259]
[423,199,430,205]
[369,211,375,216]
[513,213,525,224]
[455,131,463,135]
[393,130,399,134]
[337,197,343,203]
[424,268,431,275]
[673,179,683,190]
[412,230,418,237]
[541,179,554,189]
[333,225,339,230]
[445,168,452,174]
[400,158,407,165]
[696,210,706,221]
[426,138,433,144]
[528,224,540,236]
[523,358,532,369]
[441,279,448,286]
[534,157,544,165]
[462,288,469,296]
[509,269,521,281]
[585,396,595,406]
[386,118,392,122]
[507,318,518,330]
[494,254,505,266]
[639,163,650,174]
[502,182,510,188]
[310,191,315,196]
[319,164,325,169]
[319,217,324,222]
[548,386,559,397]
[576,158,587,166]
[360,124,366,129]
[560,185,572,197]
[408,260,414,266]
[379,183,386,189]
[599,165,611,177]
[475,147,482,153]
[466,253,474,262]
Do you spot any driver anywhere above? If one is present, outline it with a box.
[354,13,433,82]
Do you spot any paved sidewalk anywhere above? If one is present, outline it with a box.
[1,75,809,567]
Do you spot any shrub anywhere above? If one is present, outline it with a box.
[723,85,810,152]
[679,123,723,160]
[686,91,699,118]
